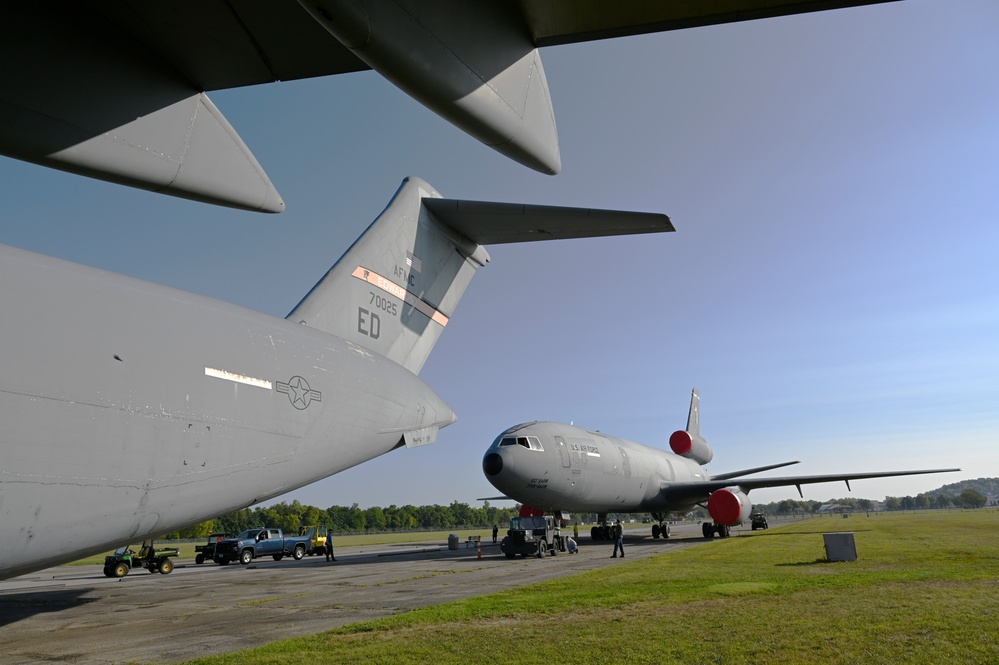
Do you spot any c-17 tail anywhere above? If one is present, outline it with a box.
[288,177,674,374]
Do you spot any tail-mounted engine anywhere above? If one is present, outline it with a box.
[669,429,714,465]
[707,488,752,526]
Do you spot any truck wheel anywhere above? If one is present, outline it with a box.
[195,553,205,565]
[240,549,253,565]
[550,543,557,557]
[505,552,516,559]
[272,554,284,561]
[103,567,113,577]
[216,558,230,566]
[536,541,546,558]
[114,563,129,578]
[159,559,174,574]
[293,545,306,560]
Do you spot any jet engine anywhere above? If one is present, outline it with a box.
[669,429,713,465]
[707,488,752,526]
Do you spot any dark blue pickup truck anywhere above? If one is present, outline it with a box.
[212,528,312,565]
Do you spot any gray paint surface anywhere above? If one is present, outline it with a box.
[0,177,672,580]
[1,1,898,206]
[482,390,959,517]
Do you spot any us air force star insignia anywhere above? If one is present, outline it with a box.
[276,376,322,410]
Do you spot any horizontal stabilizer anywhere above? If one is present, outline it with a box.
[290,177,672,374]
[423,199,673,244]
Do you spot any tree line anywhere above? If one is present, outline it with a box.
[751,488,989,515]
[160,488,992,540]
[160,500,522,540]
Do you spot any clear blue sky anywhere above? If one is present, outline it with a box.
[4,0,996,509]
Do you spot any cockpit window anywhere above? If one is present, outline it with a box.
[497,435,543,451]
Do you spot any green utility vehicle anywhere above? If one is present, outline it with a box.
[194,533,231,564]
[500,515,563,558]
[103,541,179,577]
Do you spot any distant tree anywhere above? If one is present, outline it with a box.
[958,489,987,509]
[885,496,901,511]
[936,493,953,509]
[914,494,929,510]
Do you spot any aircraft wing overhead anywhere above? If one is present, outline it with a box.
[424,199,674,245]
[3,0,903,207]
[520,0,902,47]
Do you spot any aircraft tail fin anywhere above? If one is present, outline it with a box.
[686,388,701,436]
[288,177,672,374]
[669,388,713,465]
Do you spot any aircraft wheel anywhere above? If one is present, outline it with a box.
[591,526,600,541]
[719,525,730,538]
[702,523,714,539]
[293,545,306,560]
[652,524,661,539]
[114,563,129,578]
[240,549,254,565]
[663,524,671,539]
[195,553,205,565]
[159,559,173,574]
[273,554,284,561]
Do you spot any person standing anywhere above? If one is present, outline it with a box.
[325,527,336,562]
[492,524,499,543]
[573,522,579,540]
[611,520,624,558]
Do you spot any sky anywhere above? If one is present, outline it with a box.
[3,0,997,510]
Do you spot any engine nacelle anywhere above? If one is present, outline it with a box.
[707,488,752,526]
[669,429,714,465]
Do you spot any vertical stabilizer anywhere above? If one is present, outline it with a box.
[670,388,713,465]
[288,177,489,375]
[686,388,701,436]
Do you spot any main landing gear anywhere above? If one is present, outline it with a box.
[702,522,731,538]
[650,512,671,540]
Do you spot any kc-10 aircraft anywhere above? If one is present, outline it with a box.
[0,177,673,580]
[2,1,897,211]
[482,389,959,539]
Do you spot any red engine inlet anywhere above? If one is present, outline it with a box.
[707,488,752,526]
[669,430,692,455]
[669,429,713,465]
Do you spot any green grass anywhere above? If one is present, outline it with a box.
[177,510,999,665]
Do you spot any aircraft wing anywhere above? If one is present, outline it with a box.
[660,467,961,504]
[3,1,901,210]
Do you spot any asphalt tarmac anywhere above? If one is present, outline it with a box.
[0,523,722,664]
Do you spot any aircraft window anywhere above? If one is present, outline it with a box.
[499,437,517,447]
[515,437,544,451]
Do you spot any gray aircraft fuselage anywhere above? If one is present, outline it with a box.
[483,403,959,529]
[0,243,454,579]
[483,422,708,515]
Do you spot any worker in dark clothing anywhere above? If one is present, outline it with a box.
[325,527,336,562]
[492,524,499,543]
[611,520,624,558]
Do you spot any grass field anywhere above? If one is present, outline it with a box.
[180,510,999,665]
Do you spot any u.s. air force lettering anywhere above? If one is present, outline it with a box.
[276,376,322,410]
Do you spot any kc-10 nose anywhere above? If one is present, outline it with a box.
[482,452,503,476]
